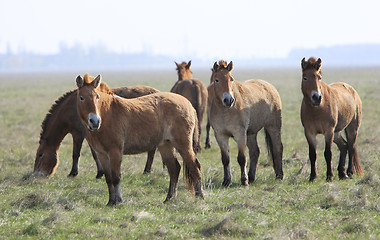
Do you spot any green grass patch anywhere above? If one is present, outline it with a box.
[0,68,379,239]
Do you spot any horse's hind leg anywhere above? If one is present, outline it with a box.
[265,127,284,180]
[345,121,362,177]
[158,145,181,203]
[143,148,156,174]
[247,133,260,183]
[333,133,348,179]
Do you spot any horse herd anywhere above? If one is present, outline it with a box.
[33,57,363,205]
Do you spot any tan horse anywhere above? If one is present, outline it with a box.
[76,73,203,205]
[205,60,228,148]
[171,61,207,149]
[208,61,283,186]
[33,85,159,179]
[301,57,363,181]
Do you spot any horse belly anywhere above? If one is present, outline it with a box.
[122,134,161,155]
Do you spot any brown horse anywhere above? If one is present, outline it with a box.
[208,61,283,186]
[76,73,203,205]
[33,85,159,178]
[171,61,207,148]
[301,57,363,181]
[205,60,228,148]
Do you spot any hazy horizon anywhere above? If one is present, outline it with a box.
[1,0,380,60]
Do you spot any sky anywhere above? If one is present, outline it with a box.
[1,0,380,60]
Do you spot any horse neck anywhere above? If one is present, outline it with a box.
[178,72,192,81]
[41,110,70,150]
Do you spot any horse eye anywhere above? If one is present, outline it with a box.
[39,154,44,159]
[215,79,219,83]
[80,96,85,102]
[303,77,307,81]
[96,94,100,100]
[230,78,234,82]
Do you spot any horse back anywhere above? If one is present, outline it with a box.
[171,79,207,118]
[242,79,282,110]
[112,86,159,99]
[329,82,362,129]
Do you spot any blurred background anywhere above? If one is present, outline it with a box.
[1,0,380,72]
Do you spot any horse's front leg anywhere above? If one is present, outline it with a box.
[247,133,259,183]
[100,149,123,206]
[324,132,334,181]
[305,131,317,181]
[68,134,84,177]
[89,144,104,179]
[215,133,232,187]
[235,134,248,186]
[205,119,211,149]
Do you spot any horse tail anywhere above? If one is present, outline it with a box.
[183,157,201,195]
[265,129,274,163]
[183,117,202,195]
[192,112,201,153]
[353,148,363,177]
[192,82,203,143]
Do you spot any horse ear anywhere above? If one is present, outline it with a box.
[174,61,180,68]
[314,58,322,70]
[301,57,307,70]
[93,75,102,88]
[186,60,192,69]
[227,61,233,72]
[213,62,219,72]
[76,75,84,88]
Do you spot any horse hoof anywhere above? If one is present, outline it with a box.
[339,174,349,180]
[67,173,78,177]
[309,176,316,182]
[222,179,231,187]
[241,179,249,186]
[205,143,211,149]
[326,176,333,182]
[143,170,151,175]
[96,172,104,179]
[275,174,284,180]
[67,172,78,178]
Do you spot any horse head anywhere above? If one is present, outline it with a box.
[175,61,193,81]
[33,138,58,177]
[301,57,323,106]
[76,73,102,131]
[211,61,235,108]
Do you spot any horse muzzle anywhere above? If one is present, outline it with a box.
[311,91,322,106]
[88,113,101,130]
[222,92,235,108]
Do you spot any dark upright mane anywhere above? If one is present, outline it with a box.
[39,89,77,142]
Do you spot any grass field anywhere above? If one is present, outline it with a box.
[0,67,379,239]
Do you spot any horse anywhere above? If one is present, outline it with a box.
[300,57,363,181]
[33,85,160,179]
[171,61,207,149]
[208,61,284,187]
[76,73,203,205]
[205,60,228,149]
